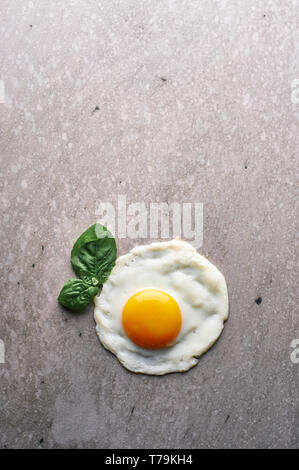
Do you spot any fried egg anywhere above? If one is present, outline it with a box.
[94,239,228,375]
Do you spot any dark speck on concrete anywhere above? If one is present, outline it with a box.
[255,297,262,305]
[131,406,135,415]
[39,438,44,444]
[91,106,100,115]
[17,281,20,286]
[64,318,68,322]
[79,332,82,337]
[42,245,44,251]
[160,77,167,82]
[32,264,35,268]
[29,25,33,28]
[224,415,230,424]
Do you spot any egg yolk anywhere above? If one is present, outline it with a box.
[122,289,182,350]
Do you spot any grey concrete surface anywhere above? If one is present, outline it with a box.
[0,0,298,449]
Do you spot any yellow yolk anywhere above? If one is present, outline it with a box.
[122,289,182,350]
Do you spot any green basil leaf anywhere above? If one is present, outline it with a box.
[58,278,99,312]
[70,224,117,284]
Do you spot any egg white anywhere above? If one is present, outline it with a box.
[94,239,229,375]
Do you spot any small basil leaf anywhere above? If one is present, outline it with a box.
[71,224,117,284]
[58,278,99,312]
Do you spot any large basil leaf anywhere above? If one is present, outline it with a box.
[70,223,117,284]
[58,278,99,312]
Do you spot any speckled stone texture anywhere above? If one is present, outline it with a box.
[0,0,298,449]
